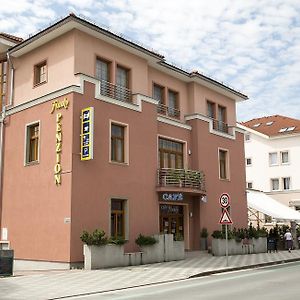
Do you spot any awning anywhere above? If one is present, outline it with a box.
[247,190,300,222]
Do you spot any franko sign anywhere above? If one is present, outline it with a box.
[54,113,63,185]
[51,97,69,185]
[50,98,69,114]
[162,193,184,201]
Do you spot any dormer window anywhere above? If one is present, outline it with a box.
[253,123,261,128]
[266,121,273,126]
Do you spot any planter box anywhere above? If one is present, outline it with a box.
[200,238,208,251]
[83,234,185,269]
[212,237,267,256]
[83,244,125,270]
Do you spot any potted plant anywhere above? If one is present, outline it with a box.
[81,229,126,269]
[200,227,208,250]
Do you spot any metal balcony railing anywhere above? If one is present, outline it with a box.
[157,103,180,119]
[157,168,205,191]
[99,79,132,103]
[212,119,229,134]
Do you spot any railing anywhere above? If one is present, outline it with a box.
[212,119,229,134]
[99,79,132,103]
[157,103,180,119]
[157,168,205,191]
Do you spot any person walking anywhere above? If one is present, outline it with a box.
[284,229,293,252]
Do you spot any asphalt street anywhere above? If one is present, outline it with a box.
[69,262,300,300]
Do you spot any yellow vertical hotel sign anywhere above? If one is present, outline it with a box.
[81,107,94,160]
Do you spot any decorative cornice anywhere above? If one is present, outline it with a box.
[157,116,192,130]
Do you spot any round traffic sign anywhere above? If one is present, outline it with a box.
[219,193,230,208]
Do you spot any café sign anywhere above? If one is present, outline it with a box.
[162,193,184,201]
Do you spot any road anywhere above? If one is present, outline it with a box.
[67,262,300,300]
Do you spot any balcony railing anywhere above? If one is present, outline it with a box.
[157,168,205,191]
[99,79,132,103]
[157,103,180,119]
[212,119,229,134]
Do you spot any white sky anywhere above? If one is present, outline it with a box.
[1,0,300,122]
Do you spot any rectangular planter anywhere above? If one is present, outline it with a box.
[212,237,267,256]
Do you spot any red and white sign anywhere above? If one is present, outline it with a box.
[219,193,230,208]
[219,209,233,224]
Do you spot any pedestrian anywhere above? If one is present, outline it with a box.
[284,229,293,252]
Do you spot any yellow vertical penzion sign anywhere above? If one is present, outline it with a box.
[80,107,94,160]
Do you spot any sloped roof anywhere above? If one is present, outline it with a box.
[0,32,23,43]
[241,115,300,137]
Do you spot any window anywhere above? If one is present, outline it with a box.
[116,65,129,101]
[269,152,278,166]
[168,90,179,118]
[111,124,125,163]
[247,182,253,189]
[207,101,215,119]
[246,158,252,166]
[264,214,272,223]
[283,177,291,190]
[159,138,184,169]
[110,199,125,238]
[281,151,289,164]
[34,61,47,85]
[153,84,164,104]
[96,58,110,97]
[271,178,279,191]
[26,123,39,164]
[0,61,7,109]
[219,149,229,180]
[245,133,250,141]
[217,105,228,132]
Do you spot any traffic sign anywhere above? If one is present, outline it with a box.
[219,193,230,208]
[219,209,233,224]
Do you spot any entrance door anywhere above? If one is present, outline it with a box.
[160,204,184,239]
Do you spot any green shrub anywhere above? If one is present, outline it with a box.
[211,230,224,239]
[108,236,127,245]
[200,227,208,238]
[135,234,157,246]
[80,229,108,246]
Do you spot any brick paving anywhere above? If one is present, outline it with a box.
[1,250,300,300]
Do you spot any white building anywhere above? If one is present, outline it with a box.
[239,115,300,226]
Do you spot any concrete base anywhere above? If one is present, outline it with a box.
[212,237,267,256]
[84,234,185,270]
[13,259,82,271]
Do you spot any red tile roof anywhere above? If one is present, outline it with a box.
[0,32,23,43]
[241,115,300,137]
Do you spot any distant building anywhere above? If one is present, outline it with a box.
[0,14,248,269]
[240,115,300,226]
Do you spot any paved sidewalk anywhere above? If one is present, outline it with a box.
[1,250,300,300]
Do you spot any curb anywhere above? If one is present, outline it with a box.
[189,257,300,278]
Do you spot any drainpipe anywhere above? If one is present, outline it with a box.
[6,52,14,107]
[0,105,6,235]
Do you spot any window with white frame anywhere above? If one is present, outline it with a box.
[271,178,279,191]
[245,133,251,141]
[283,177,291,190]
[281,151,289,164]
[269,152,278,166]
[247,182,253,189]
[246,158,252,166]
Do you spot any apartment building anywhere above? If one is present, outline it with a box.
[240,115,300,225]
[0,14,248,269]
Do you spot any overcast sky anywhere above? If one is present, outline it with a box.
[1,0,300,122]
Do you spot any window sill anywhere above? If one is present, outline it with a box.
[25,161,39,167]
[219,178,230,182]
[33,81,47,88]
[109,161,129,167]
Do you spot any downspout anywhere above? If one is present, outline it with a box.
[7,52,14,107]
[0,105,6,236]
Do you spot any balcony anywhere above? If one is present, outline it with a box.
[157,168,206,194]
[157,103,180,119]
[99,79,132,103]
[212,119,229,134]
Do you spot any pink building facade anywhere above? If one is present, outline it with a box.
[0,15,248,268]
